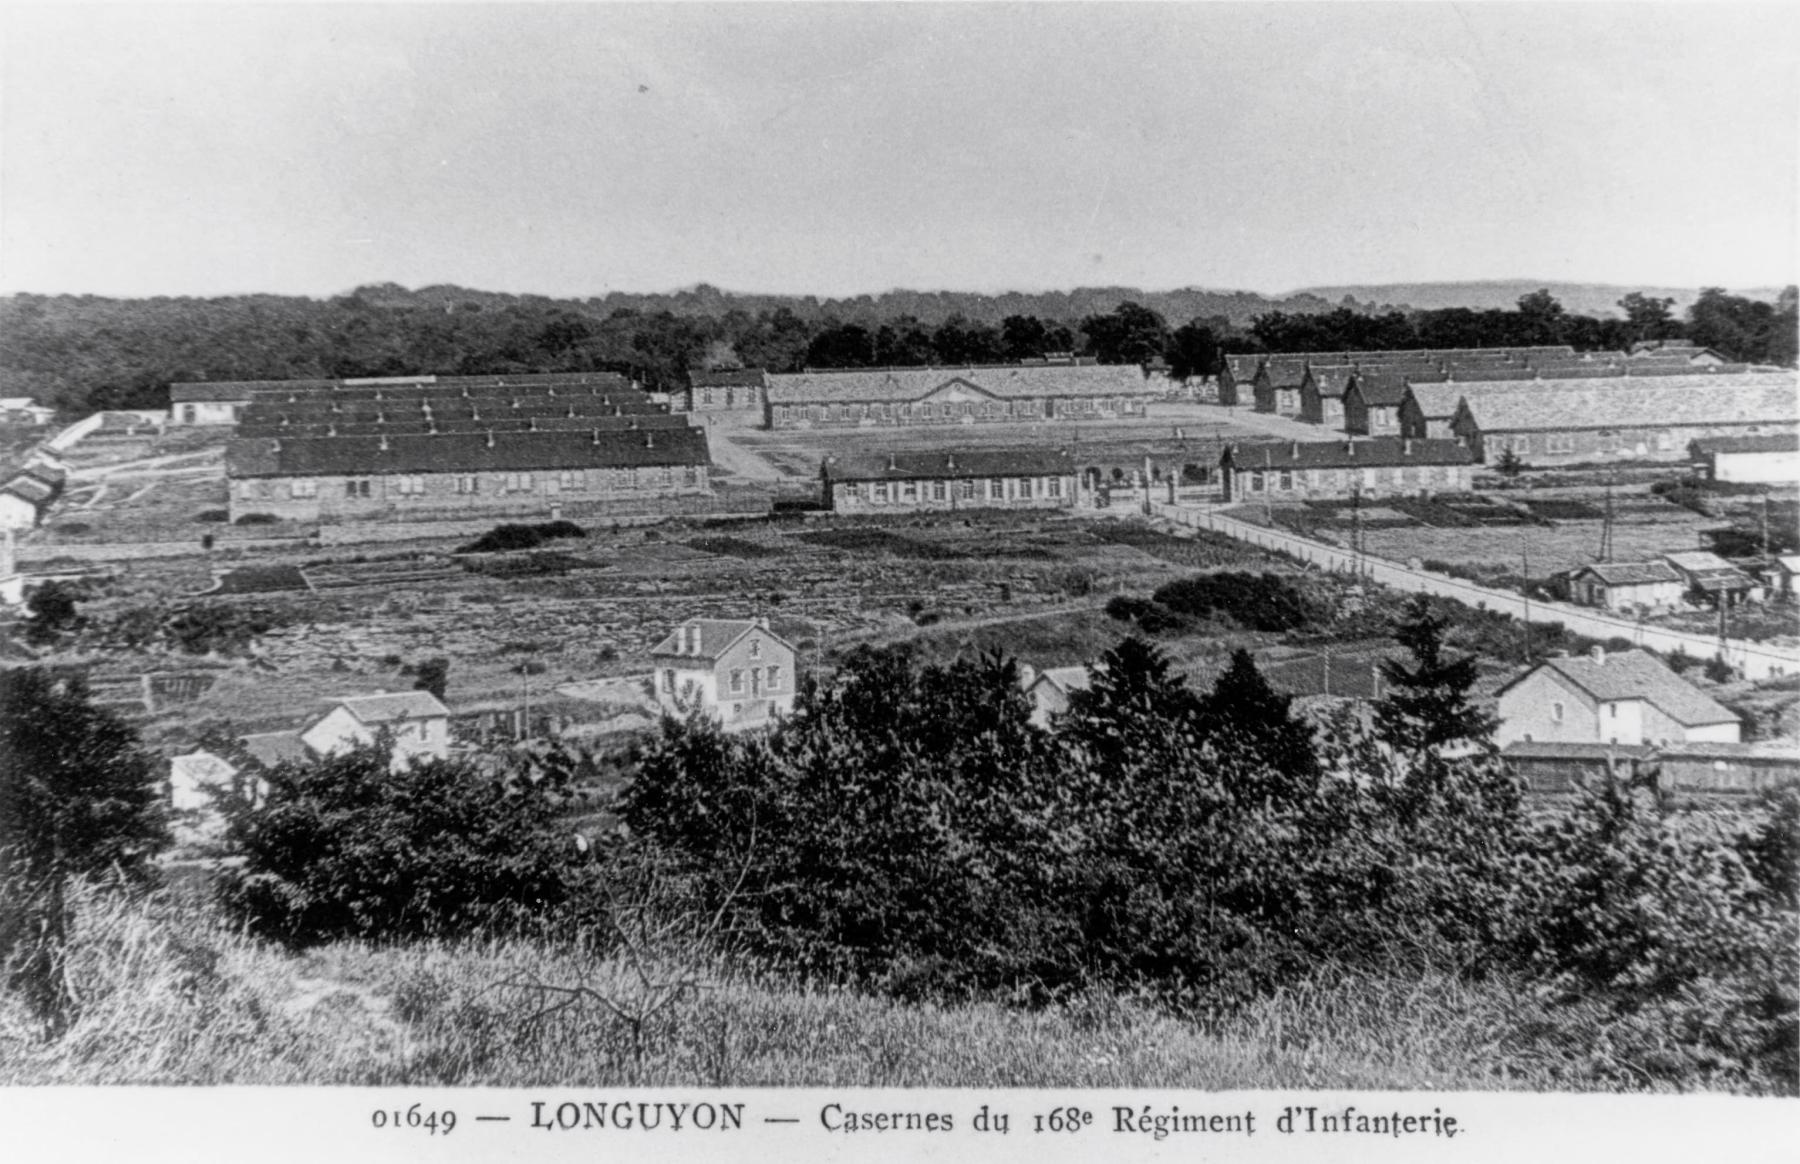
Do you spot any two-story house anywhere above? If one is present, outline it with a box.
[650,617,798,730]
[1495,647,1741,749]
[300,691,453,766]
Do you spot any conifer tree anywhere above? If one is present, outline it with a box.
[1373,596,1497,760]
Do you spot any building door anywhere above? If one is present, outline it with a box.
[1043,398,1056,419]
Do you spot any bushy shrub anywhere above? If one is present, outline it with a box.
[1152,571,1316,632]
[1103,595,1189,633]
[233,513,279,526]
[193,509,229,523]
[219,739,574,946]
[455,521,587,554]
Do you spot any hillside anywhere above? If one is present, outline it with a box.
[1291,281,1788,318]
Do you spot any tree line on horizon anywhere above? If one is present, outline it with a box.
[0,283,1791,418]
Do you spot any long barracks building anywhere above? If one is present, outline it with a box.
[761,363,1158,429]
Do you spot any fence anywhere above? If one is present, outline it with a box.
[1151,501,1800,681]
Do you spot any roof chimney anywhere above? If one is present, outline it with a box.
[887,453,898,471]
[1344,439,1355,456]
[470,406,481,420]
[945,453,957,471]
[567,405,577,419]
[378,434,389,452]
[1291,440,1300,460]
[327,423,337,437]
[510,397,520,410]
[485,430,495,449]
[547,386,556,397]
[644,432,655,448]
[1403,437,1413,454]
[528,417,538,431]
[1590,645,1606,665]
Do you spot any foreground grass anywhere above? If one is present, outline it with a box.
[0,885,1771,1091]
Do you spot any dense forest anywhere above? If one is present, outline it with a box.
[1,283,1792,417]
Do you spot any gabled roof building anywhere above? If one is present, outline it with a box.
[1219,437,1474,502]
[820,448,1080,513]
[1496,647,1741,749]
[651,617,797,730]
[762,364,1156,429]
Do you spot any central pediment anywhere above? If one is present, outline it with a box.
[917,377,1001,404]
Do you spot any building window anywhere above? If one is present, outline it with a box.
[661,669,674,693]
[931,480,947,501]
[701,388,714,406]
[1278,470,1293,491]
[987,479,1003,500]
[455,475,479,494]
[1552,702,1565,722]
[1249,472,1265,493]
[766,665,780,690]
[1047,476,1063,498]
[394,475,426,496]
[749,639,761,659]
[1546,433,1576,455]
[1656,432,1674,451]
[730,670,744,693]
[344,479,372,498]
[1017,477,1033,499]
[505,473,535,493]
[1608,703,1617,719]
[289,479,317,499]
[559,470,585,491]
[958,479,976,500]
[732,703,744,719]
[872,481,889,503]
[901,481,918,501]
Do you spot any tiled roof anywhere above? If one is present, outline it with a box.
[1,477,56,504]
[766,364,1153,404]
[1690,433,1800,456]
[1223,437,1473,470]
[1306,366,1358,397]
[1571,561,1682,586]
[225,428,711,478]
[1403,383,1467,419]
[1457,374,1798,432]
[1505,649,1739,727]
[649,618,793,662]
[237,414,691,439]
[823,448,1076,482]
[1654,740,1800,763]
[332,691,451,723]
[689,368,767,389]
[1347,369,1428,406]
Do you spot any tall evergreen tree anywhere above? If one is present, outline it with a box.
[1372,596,1496,761]
[1197,648,1319,787]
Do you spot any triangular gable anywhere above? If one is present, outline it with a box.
[916,377,1003,405]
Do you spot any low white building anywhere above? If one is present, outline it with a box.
[1566,560,1686,614]
[1496,647,1741,749]
[650,617,798,730]
[167,750,268,841]
[1020,664,1094,728]
[300,691,452,767]
[1690,433,1800,484]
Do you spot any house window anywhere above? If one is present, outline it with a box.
[766,665,780,690]
[730,669,744,693]
[931,480,947,501]
[872,481,889,503]
[749,639,761,659]
[701,388,714,405]
[1017,478,1033,499]
[732,703,744,718]
[1047,476,1063,498]
[901,481,918,501]
[987,479,1003,500]
[504,473,535,493]
[394,475,425,496]
[1547,434,1576,455]
[661,669,674,693]
[958,479,976,500]
[1249,472,1265,493]
[1608,704,1617,719]
[289,479,317,499]
[1278,470,1293,491]
[455,475,479,494]
[1656,432,1674,451]
[1552,702,1565,722]
[559,470,585,491]
[344,479,372,498]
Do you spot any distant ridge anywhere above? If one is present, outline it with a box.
[1289,280,1787,318]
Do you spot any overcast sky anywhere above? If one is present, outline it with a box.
[2,3,1795,299]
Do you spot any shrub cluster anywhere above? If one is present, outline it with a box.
[455,521,587,554]
[1151,571,1317,631]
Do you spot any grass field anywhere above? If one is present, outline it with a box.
[0,880,1730,1091]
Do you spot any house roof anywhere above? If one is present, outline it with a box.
[1690,433,1800,457]
[1572,561,1683,586]
[174,373,634,402]
[240,731,310,767]
[1222,437,1473,470]
[1404,383,1468,419]
[1500,649,1739,727]
[649,618,794,662]
[224,427,711,478]
[1663,550,1755,590]
[1456,373,1798,433]
[1347,369,1432,406]
[765,364,1153,405]
[236,413,690,439]
[689,368,767,389]
[1653,740,1800,764]
[1029,665,1094,696]
[1305,366,1358,398]
[822,448,1076,483]
[169,750,240,781]
[1259,359,1311,389]
[1,476,56,505]
[329,691,451,723]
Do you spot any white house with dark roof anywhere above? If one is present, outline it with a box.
[685,368,767,413]
[1020,664,1094,728]
[1690,433,1800,483]
[650,618,797,730]
[1496,647,1741,749]
[301,691,452,766]
[1567,560,1687,614]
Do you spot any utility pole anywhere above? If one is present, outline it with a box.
[1598,469,1616,563]
[1521,543,1532,663]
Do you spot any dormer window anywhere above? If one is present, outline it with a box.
[749,639,761,659]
